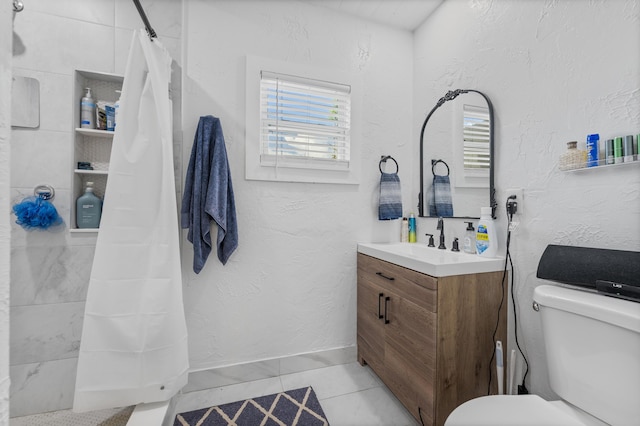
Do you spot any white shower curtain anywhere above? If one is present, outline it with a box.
[73,30,188,412]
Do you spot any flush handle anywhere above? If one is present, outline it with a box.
[532,301,540,312]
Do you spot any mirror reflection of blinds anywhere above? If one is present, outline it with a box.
[463,104,490,170]
[260,71,351,170]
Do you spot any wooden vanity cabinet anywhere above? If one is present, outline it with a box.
[357,253,507,426]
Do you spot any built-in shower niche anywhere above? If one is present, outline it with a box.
[71,70,123,233]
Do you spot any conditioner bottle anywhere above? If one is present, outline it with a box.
[408,213,417,243]
[401,217,408,242]
[76,181,102,228]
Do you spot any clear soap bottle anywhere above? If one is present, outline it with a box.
[559,141,586,170]
[463,221,476,254]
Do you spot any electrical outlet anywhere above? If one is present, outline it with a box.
[506,188,524,215]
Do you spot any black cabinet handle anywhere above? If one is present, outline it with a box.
[378,293,384,319]
[384,296,390,324]
[376,272,395,281]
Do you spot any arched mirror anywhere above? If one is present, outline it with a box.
[418,89,496,219]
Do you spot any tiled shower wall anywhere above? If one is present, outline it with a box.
[1,2,13,423]
[9,0,182,417]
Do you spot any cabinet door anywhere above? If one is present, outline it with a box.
[383,290,437,424]
[356,275,386,375]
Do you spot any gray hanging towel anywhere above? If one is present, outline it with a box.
[379,172,403,220]
[428,174,454,217]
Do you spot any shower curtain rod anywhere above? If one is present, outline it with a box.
[132,0,157,39]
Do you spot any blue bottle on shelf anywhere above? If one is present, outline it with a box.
[586,133,600,167]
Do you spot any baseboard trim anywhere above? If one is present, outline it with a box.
[182,346,356,394]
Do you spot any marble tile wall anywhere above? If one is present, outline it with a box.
[9,0,182,418]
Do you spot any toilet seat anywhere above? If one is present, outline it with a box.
[445,395,586,426]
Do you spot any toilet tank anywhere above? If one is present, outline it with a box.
[534,284,640,426]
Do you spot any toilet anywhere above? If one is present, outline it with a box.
[445,284,640,425]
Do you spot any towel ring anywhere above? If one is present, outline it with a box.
[33,184,55,201]
[431,159,450,176]
[379,156,399,174]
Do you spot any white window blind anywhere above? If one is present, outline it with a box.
[463,104,491,171]
[260,71,351,170]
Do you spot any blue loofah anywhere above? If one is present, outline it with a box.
[12,196,63,230]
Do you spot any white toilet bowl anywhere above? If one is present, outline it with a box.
[444,395,607,426]
[445,284,640,426]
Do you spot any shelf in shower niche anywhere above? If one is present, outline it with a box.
[72,70,123,238]
[75,128,115,138]
[70,228,99,233]
[561,157,639,172]
[69,228,99,234]
[74,169,109,175]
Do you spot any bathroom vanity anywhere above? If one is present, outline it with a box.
[356,243,506,426]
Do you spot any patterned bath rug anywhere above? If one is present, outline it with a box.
[174,386,329,426]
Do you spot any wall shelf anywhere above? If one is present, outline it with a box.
[74,169,109,175]
[74,128,115,138]
[562,157,639,172]
[69,228,99,234]
[71,70,123,232]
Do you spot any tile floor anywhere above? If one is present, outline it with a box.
[172,362,419,426]
[10,362,419,426]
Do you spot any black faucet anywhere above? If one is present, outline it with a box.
[437,217,446,250]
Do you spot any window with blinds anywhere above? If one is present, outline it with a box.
[260,71,351,170]
[463,104,490,172]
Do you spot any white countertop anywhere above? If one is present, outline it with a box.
[357,242,505,277]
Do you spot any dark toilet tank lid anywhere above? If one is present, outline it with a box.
[536,245,640,289]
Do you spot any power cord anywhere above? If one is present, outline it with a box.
[487,203,508,395]
[487,196,529,395]
[507,203,530,394]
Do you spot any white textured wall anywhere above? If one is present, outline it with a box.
[1,2,13,422]
[182,0,414,370]
[414,0,640,398]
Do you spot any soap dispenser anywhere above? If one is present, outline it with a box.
[76,181,102,228]
[80,87,96,129]
[463,221,476,254]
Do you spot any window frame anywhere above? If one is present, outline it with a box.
[259,71,351,171]
[462,104,491,175]
[246,56,360,185]
[452,99,491,189]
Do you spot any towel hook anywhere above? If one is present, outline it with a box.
[379,155,399,174]
[431,159,450,176]
[33,184,55,201]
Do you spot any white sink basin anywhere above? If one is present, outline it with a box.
[357,242,504,277]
